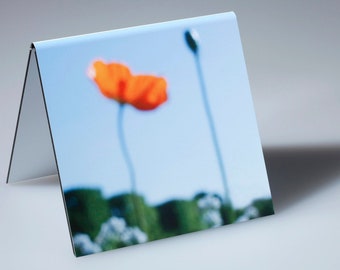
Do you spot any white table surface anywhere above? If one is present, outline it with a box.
[1,1,340,269]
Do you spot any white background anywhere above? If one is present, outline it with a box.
[1,1,339,269]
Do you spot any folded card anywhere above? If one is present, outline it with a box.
[7,12,274,256]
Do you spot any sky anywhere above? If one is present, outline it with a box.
[35,13,272,208]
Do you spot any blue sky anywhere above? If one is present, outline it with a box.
[35,13,271,208]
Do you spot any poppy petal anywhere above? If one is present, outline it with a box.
[88,60,167,110]
[89,60,132,102]
[127,75,167,110]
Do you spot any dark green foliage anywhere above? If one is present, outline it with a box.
[193,192,208,201]
[156,199,205,236]
[75,247,82,257]
[220,203,236,225]
[142,202,163,240]
[108,193,162,241]
[100,237,126,252]
[108,193,137,225]
[234,208,245,220]
[66,186,274,254]
[252,198,275,217]
[233,198,274,221]
[65,189,111,240]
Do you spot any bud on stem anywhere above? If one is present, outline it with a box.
[184,29,199,54]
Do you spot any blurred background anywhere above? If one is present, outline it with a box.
[0,0,339,268]
[1,1,340,178]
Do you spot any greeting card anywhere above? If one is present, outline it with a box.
[7,12,274,256]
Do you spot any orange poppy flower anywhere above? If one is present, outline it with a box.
[88,60,167,110]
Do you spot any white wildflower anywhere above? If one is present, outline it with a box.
[95,216,127,246]
[121,227,148,245]
[244,206,259,219]
[197,194,221,210]
[197,194,223,228]
[202,209,223,228]
[236,215,249,222]
[107,216,127,233]
[73,233,102,255]
[236,206,260,222]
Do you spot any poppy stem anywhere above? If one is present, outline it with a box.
[193,52,232,207]
[117,104,147,236]
[117,103,137,195]
[117,104,141,228]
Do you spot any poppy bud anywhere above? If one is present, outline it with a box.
[184,29,199,54]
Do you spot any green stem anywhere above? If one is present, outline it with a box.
[194,53,231,206]
[117,103,137,195]
[117,104,143,229]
